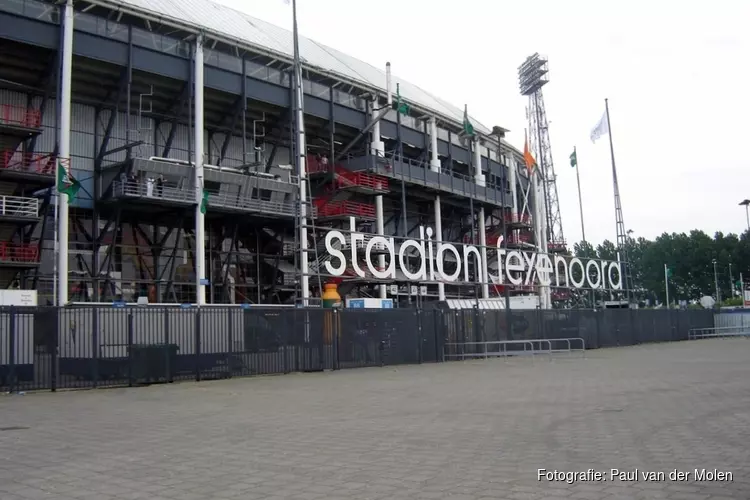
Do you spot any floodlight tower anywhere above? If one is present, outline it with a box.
[518,54,565,252]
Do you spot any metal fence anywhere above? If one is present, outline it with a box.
[0,306,714,393]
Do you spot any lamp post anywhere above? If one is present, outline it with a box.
[712,258,720,305]
[739,199,750,232]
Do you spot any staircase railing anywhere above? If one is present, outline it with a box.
[0,196,39,218]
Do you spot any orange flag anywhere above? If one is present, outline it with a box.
[523,130,536,173]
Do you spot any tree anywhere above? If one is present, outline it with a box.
[573,229,750,305]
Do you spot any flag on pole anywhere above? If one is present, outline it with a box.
[570,149,577,168]
[461,105,475,138]
[56,159,80,200]
[392,83,409,115]
[523,130,536,173]
[590,111,609,143]
[200,189,209,214]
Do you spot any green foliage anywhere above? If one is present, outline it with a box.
[573,230,750,304]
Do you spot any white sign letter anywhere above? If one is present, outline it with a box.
[324,230,346,276]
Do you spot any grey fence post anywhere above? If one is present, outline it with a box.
[92,307,99,388]
[195,308,202,382]
[127,310,134,387]
[8,306,16,393]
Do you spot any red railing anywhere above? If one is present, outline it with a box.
[0,104,42,129]
[315,200,376,219]
[551,290,571,300]
[0,242,39,264]
[306,155,328,174]
[0,151,59,175]
[306,156,389,192]
[335,168,389,192]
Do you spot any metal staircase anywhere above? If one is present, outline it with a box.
[0,104,49,289]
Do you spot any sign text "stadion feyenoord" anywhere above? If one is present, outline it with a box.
[323,218,623,290]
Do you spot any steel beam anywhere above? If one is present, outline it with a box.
[334,106,389,163]
[95,68,129,170]
[27,52,58,155]
[218,95,244,165]
[161,83,190,157]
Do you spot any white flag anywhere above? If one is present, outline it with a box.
[590,111,609,143]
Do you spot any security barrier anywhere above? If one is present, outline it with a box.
[0,306,713,393]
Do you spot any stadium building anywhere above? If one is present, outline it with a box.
[0,0,551,307]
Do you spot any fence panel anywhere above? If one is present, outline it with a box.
[338,309,421,367]
[419,310,440,363]
[0,305,719,393]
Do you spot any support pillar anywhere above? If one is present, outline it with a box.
[429,116,440,172]
[473,139,485,187]
[375,196,386,299]
[194,35,206,306]
[508,158,518,218]
[534,171,549,309]
[370,100,385,158]
[371,100,387,299]
[57,0,74,306]
[434,195,445,301]
[478,206,489,299]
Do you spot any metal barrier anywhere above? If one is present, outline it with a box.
[0,306,714,393]
[443,337,585,362]
[688,326,750,340]
[549,337,586,357]
[444,340,547,361]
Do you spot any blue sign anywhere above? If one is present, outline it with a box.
[348,299,365,309]
[382,299,394,309]
[199,278,210,286]
[180,303,192,309]
[112,300,126,308]
[240,303,251,309]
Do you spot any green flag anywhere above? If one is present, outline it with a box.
[666,267,672,278]
[199,189,209,214]
[462,105,474,137]
[570,149,577,168]
[56,160,80,200]
[392,83,409,115]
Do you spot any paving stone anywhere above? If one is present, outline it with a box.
[0,339,748,499]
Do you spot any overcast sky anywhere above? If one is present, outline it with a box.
[219,0,749,246]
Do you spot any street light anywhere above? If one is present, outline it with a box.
[712,259,720,304]
[739,199,750,232]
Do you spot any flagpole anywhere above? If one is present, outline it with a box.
[604,98,631,302]
[573,146,586,243]
[664,263,669,308]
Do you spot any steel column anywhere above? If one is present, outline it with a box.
[434,195,445,301]
[479,206,489,298]
[57,0,74,306]
[194,34,206,306]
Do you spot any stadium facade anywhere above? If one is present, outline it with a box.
[0,0,556,307]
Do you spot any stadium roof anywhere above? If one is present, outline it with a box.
[89,0,496,137]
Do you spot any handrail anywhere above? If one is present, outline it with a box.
[113,180,195,203]
[688,326,750,340]
[112,180,299,217]
[315,200,376,219]
[0,196,39,218]
[444,337,586,361]
[377,150,513,205]
[0,151,59,175]
[0,242,40,263]
[0,104,42,129]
